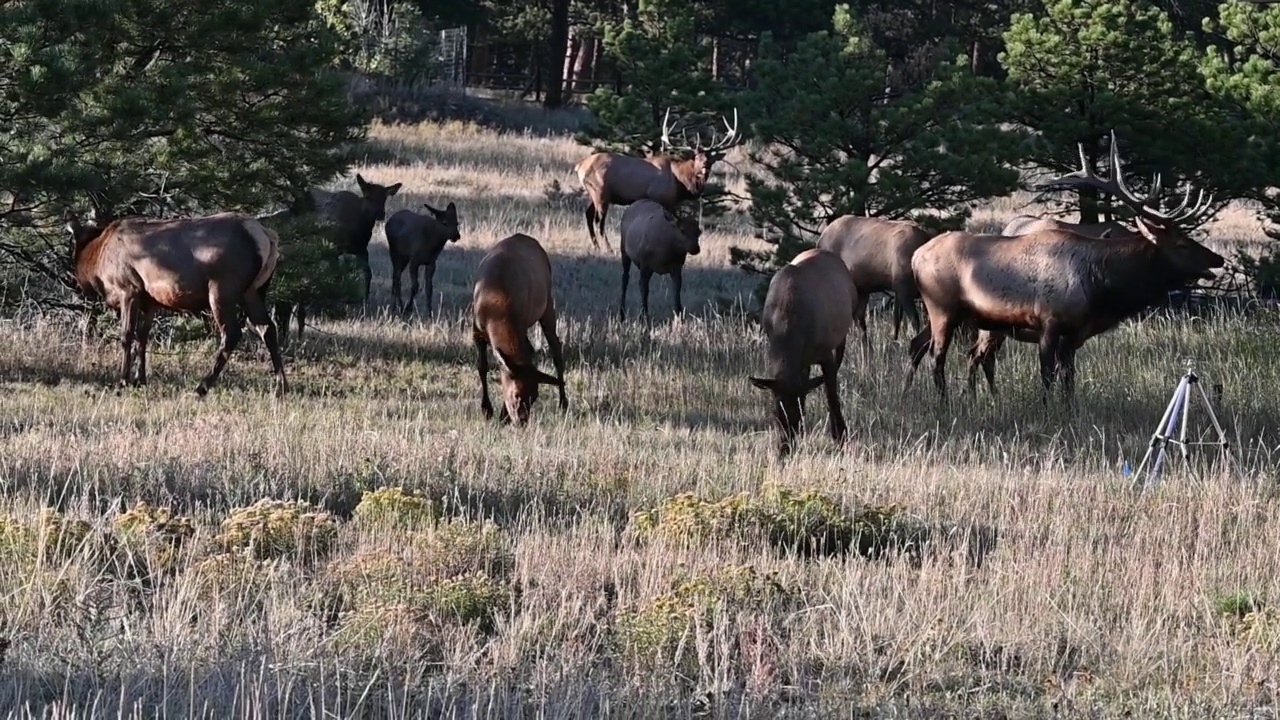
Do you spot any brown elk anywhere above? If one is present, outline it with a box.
[618,199,702,321]
[472,233,568,425]
[267,174,402,343]
[385,201,461,316]
[575,108,741,251]
[749,248,857,459]
[963,209,1138,394]
[905,131,1223,404]
[816,215,932,355]
[67,209,288,397]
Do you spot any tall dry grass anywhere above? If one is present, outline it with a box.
[2,112,1280,719]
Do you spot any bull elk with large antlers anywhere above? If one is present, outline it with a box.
[906,131,1224,403]
[575,108,742,251]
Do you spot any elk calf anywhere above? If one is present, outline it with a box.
[619,199,701,321]
[261,175,401,344]
[385,201,461,316]
[472,233,568,424]
[67,210,288,397]
[749,248,857,459]
[816,215,931,353]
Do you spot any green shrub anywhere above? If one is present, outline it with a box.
[628,487,932,560]
[216,499,340,563]
[114,501,196,575]
[351,486,437,530]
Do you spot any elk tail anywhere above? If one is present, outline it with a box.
[243,218,281,291]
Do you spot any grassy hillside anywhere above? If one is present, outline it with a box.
[2,115,1280,718]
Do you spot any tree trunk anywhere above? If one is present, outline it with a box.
[542,0,571,108]
[970,39,980,75]
[711,37,721,80]
[573,36,596,93]
[563,30,582,99]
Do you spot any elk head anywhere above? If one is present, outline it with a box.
[355,172,402,222]
[424,201,461,243]
[1036,131,1224,281]
[748,374,826,458]
[495,348,563,426]
[660,107,743,195]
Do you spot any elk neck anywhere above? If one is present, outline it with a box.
[1084,237,1191,318]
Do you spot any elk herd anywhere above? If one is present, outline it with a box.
[59,109,1227,458]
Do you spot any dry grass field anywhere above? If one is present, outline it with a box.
[4,103,1280,718]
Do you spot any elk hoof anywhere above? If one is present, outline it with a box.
[194,384,209,398]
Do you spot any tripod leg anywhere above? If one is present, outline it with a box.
[1143,375,1190,488]
[1194,379,1234,476]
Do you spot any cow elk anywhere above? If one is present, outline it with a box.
[67,209,288,397]
[385,201,461,316]
[906,131,1223,404]
[749,248,857,459]
[816,215,931,354]
[472,233,569,425]
[618,199,702,321]
[575,107,741,251]
[259,175,401,345]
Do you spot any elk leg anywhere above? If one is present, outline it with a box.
[1056,335,1082,406]
[134,303,154,386]
[273,302,293,349]
[584,203,600,250]
[893,282,922,340]
[423,262,436,318]
[619,251,631,321]
[390,254,406,313]
[358,255,372,306]
[853,292,871,363]
[1037,325,1063,405]
[903,326,932,392]
[639,268,653,323]
[597,203,612,252]
[474,328,494,420]
[244,292,288,397]
[405,261,421,317]
[822,345,848,444]
[195,299,244,397]
[930,315,960,400]
[117,297,140,390]
[539,313,569,412]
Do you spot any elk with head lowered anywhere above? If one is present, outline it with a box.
[905,131,1224,404]
[67,208,289,397]
[575,108,742,251]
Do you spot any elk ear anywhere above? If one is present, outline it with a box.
[445,202,457,220]
[531,369,564,387]
[804,375,826,393]
[749,376,775,391]
[386,182,402,195]
[355,173,370,191]
[422,202,443,215]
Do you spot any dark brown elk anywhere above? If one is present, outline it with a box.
[749,248,857,459]
[385,201,461,316]
[472,233,568,425]
[67,209,288,397]
[964,213,1135,393]
[618,199,702,321]
[905,131,1223,404]
[265,175,401,342]
[575,108,741,251]
[816,215,932,354]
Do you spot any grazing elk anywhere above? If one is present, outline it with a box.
[905,131,1223,404]
[575,108,741,251]
[262,174,401,344]
[67,209,288,397]
[472,233,569,425]
[385,201,462,316]
[618,199,702,321]
[749,248,857,459]
[815,215,932,354]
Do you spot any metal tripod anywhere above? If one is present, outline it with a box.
[1131,360,1231,491]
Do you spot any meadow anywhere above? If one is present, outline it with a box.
[3,102,1280,718]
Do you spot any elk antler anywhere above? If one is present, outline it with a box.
[1036,130,1213,226]
[660,107,744,156]
[704,108,741,154]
